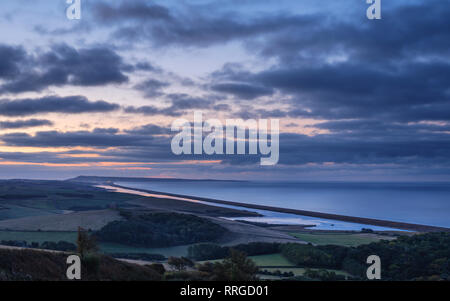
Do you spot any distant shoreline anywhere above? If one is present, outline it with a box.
[67,176,247,183]
[110,183,450,233]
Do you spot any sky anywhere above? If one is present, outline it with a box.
[0,0,449,181]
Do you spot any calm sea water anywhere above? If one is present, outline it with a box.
[115,181,450,230]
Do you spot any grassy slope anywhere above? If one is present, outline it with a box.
[0,209,123,231]
[0,180,134,220]
[0,230,77,244]
[250,253,351,279]
[0,230,192,257]
[0,248,162,281]
[99,242,191,257]
[248,253,295,267]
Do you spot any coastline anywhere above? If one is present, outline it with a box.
[109,183,450,233]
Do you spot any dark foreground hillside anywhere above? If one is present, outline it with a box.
[0,249,162,281]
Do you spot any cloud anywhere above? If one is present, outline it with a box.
[0,45,26,79]
[210,82,274,100]
[134,78,170,97]
[124,123,171,135]
[92,1,315,48]
[0,96,119,117]
[249,0,450,65]
[0,119,53,129]
[0,43,129,94]
[0,129,150,148]
[123,105,182,117]
[94,1,172,23]
[124,93,217,116]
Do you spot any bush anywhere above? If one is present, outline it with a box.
[188,242,281,261]
[281,244,335,268]
[188,243,229,261]
[83,253,101,275]
[196,249,259,281]
[77,227,98,258]
[147,263,166,275]
[233,242,281,256]
[40,241,76,251]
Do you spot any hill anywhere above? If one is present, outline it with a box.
[67,176,244,183]
[0,248,162,281]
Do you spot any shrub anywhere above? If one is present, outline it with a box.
[83,253,101,275]
[281,243,335,268]
[147,263,166,275]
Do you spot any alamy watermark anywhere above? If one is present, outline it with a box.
[66,255,81,280]
[66,0,380,21]
[366,0,381,20]
[366,255,381,279]
[66,0,81,20]
[171,112,279,166]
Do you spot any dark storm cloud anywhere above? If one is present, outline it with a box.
[244,0,450,65]
[277,132,450,166]
[91,0,449,60]
[94,1,172,22]
[0,129,152,148]
[0,44,129,94]
[92,1,314,48]
[124,123,171,135]
[0,45,26,79]
[216,130,450,167]
[0,96,119,117]
[0,119,53,129]
[312,120,450,135]
[194,0,450,124]
[250,62,450,122]
[210,21,450,122]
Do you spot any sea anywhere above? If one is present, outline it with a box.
[113,181,450,231]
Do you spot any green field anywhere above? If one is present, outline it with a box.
[260,267,351,277]
[250,253,351,279]
[0,230,77,244]
[99,242,191,257]
[0,230,192,257]
[0,205,59,221]
[248,253,295,267]
[289,232,392,247]
[199,253,296,267]
[0,180,135,220]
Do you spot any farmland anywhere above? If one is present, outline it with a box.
[288,232,394,247]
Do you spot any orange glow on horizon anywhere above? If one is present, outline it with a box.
[0,159,222,168]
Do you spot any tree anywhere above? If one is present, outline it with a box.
[76,227,98,258]
[197,249,259,281]
[222,249,259,281]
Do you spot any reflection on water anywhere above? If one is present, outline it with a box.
[97,185,201,202]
